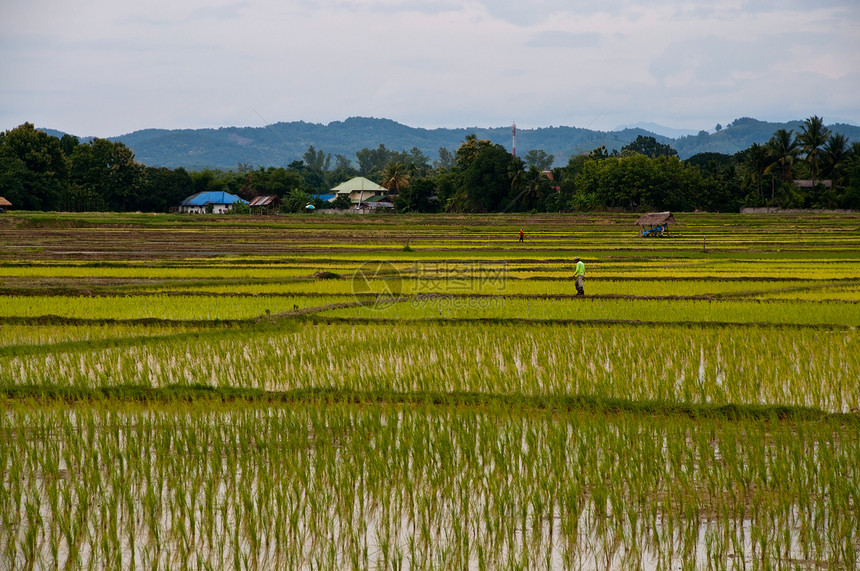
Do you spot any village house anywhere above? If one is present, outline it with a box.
[177,191,246,214]
[356,195,395,211]
[331,177,390,209]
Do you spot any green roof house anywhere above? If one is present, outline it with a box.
[331,177,387,207]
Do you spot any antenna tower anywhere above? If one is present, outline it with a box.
[512,121,517,158]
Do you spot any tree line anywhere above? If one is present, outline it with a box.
[1,116,858,214]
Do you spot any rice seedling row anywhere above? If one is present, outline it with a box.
[1,405,857,570]
[146,278,829,298]
[322,296,860,326]
[2,323,857,413]
[0,295,346,321]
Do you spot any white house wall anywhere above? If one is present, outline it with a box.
[179,204,234,214]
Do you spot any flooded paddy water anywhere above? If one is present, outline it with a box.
[1,212,858,569]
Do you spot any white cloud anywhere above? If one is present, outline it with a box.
[1,0,858,136]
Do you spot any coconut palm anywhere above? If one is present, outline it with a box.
[740,143,770,202]
[507,156,527,196]
[797,115,831,187]
[520,166,548,210]
[380,161,410,195]
[503,163,550,212]
[764,129,799,200]
[822,133,849,187]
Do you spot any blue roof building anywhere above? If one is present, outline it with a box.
[178,191,246,214]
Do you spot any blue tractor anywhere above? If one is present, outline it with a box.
[641,224,666,237]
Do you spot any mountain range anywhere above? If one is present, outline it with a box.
[44,116,860,171]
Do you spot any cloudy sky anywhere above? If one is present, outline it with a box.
[2,0,859,137]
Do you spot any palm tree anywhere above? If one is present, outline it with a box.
[822,133,849,187]
[380,161,410,196]
[797,115,831,187]
[504,162,548,212]
[764,129,799,200]
[520,167,547,210]
[741,143,770,202]
[507,156,526,196]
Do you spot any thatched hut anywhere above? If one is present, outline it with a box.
[0,197,11,211]
[635,212,677,237]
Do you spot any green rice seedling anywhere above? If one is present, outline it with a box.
[0,324,207,349]
[0,294,346,321]
[3,323,858,412]
[0,264,318,281]
[1,211,858,569]
[322,295,860,326]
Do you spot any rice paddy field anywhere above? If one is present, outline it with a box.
[0,211,859,570]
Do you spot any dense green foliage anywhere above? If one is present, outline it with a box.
[3,116,859,213]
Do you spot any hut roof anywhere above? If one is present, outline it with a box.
[635,212,677,226]
[0,197,11,207]
[248,195,280,207]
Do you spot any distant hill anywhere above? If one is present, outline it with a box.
[40,116,860,170]
[108,117,663,170]
[673,117,860,158]
[613,122,699,138]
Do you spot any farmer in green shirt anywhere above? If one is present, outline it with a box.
[573,256,585,296]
